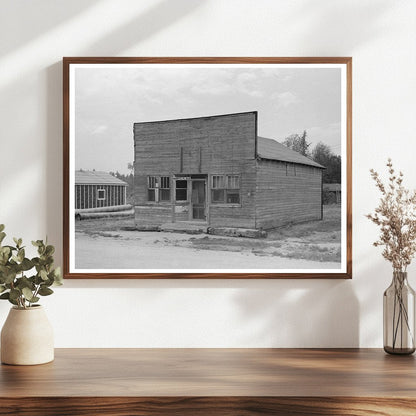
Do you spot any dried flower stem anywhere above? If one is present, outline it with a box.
[366,159,416,272]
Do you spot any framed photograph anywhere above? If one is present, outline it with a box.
[63,57,352,279]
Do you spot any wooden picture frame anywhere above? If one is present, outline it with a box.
[63,57,352,279]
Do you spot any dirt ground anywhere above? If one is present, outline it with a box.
[75,205,342,270]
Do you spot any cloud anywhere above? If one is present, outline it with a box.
[91,125,108,135]
[307,123,341,154]
[235,72,264,98]
[271,91,299,107]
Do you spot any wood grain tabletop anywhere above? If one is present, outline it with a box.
[1,348,415,415]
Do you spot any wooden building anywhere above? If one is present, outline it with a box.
[323,183,341,204]
[75,170,127,210]
[133,111,325,230]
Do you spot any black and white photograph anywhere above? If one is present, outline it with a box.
[64,58,351,278]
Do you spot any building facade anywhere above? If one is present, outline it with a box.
[75,170,127,210]
[133,112,324,230]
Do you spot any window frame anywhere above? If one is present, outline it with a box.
[147,175,171,203]
[175,179,188,202]
[97,188,106,201]
[159,176,171,202]
[210,174,241,206]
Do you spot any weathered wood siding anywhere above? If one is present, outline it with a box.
[255,160,322,229]
[75,185,126,209]
[134,112,257,228]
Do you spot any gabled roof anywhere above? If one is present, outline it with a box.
[257,137,325,169]
[75,170,127,185]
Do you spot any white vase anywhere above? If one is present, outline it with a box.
[1,305,54,365]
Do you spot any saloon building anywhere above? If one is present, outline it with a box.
[133,111,324,230]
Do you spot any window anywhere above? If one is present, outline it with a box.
[211,175,225,203]
[226,175,240,203]
[160,176,170,201]
[97,188,105,200]
[175,180,188,201]
[147,176,171,202]
[211,174,240,204]
[147,176,157,201]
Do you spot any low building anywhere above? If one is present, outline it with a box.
[133,111,325,230]
[75,170,127,210]
[323,183,341,204]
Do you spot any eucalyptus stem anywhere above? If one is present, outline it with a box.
[0,224,62,309]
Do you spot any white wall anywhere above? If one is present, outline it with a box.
[1,0,415,347]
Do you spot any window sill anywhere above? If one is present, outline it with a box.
[210,203,242,208]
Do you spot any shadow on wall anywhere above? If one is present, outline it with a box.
[82,0,205,55]
[233,279,359,347]
[288,0,394,52]
[0,0,101,56]
[44,0,204,264]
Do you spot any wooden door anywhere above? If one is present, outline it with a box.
[191,180,206,220]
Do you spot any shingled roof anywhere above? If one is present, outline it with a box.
[257,137,325,169]
[75,170,128,185]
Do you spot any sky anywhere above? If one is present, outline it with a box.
[74,64,342,174]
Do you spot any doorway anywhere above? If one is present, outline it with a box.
[191,180,206,220]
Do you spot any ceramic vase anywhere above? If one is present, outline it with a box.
[1,305,54,365]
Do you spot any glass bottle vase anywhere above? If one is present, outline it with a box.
[383,271,415,355]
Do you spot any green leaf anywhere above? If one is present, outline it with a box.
[0,232,6,244]
[42,276,54,287]
[0,286,7,294]
[0,224,5,232]
[20,287,40,304]
[3,271,16,284]
[8,297,18,306]
[0,246,10,255]
[52,267,63,285]
[17,276,35,290]
[22,287,35,301]
[39,269,48,281]
[45,245,55,256]
[17,248,25,263]
[0,292,9,299]
[43,256,54,266]
[32,240,43,247]
[34,274,43,285]
[38,287,53,296]
[0,250,9,266]
[9,288,21,301]
[20,258,33,271]
[13,237,22,248]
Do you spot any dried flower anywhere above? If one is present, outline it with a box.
[366,159,416,272]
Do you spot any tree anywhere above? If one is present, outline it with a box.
[282,130,311,157]
[110,163,135,204]
[312,142,341,184]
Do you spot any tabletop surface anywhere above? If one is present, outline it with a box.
[1,348,415,398]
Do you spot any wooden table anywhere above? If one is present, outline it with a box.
[1,348,415,415]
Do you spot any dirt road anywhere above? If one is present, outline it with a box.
[75,230,340,270]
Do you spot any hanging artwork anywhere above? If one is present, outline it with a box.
[63,57,352,279]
